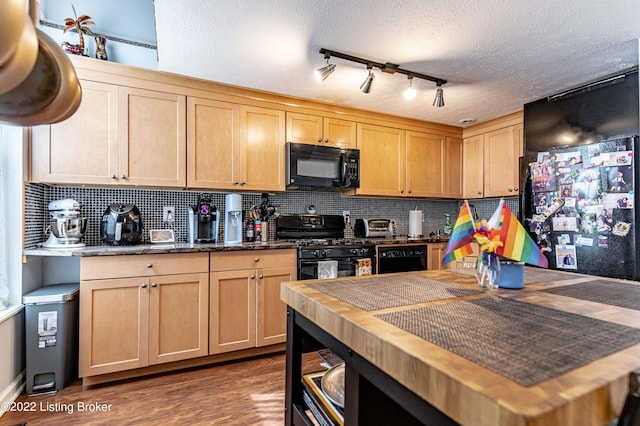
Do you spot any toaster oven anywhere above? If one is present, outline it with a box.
[354,218,397,238]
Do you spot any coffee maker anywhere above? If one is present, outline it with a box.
[188,194,219,243]
[224,193,242,245]
[43,198,88,248]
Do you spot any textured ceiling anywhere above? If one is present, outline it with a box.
[153,0,640,127]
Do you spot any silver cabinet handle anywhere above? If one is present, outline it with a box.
[250,275,255,279]
[324,139,329,143]
[400,189,404,194]
[146,263,152,268]
[233,181,239,185]
[239,181,246,185]
[258,274,263,279]
[110,174,116,179]
[141,283,147,288]
[408,189,412,194]
[151,282,157,288]
[317,138,323,143]
[120,174,126,179]
[477,191,482,195]
[254,257,259,262]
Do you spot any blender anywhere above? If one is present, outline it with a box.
[224,193,242,245]
[42,198,88,248]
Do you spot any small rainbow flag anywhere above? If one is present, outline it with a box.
[490,199,548,268]
[442,201,477,265]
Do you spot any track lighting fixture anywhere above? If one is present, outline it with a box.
[314,54,336,82]
[404,76,417,100]
[315,48,447,107]
[360,67,374,94]
[433,83,445,108]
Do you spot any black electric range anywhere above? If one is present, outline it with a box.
[276,214,376,279]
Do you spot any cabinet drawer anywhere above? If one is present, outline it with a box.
[210,249,296,272]
[81,253,209,280]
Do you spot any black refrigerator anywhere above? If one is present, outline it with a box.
[523,136,639,280]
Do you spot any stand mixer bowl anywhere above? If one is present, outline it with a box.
[51,217,88,242]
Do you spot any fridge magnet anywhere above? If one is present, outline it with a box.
[574,235,594,247]
[603,194,634,210]
[535,192,549,206]
[573,167,603,200]
[554,151,582,166]
[597,209,614,234]
[558,234,571,245]
[580,213,596,234]
[552,216,577,232]
[531,162,558,192]
[601,151,633,167]
[556,245,578,270]
[612,221,631,237]
[606,166,632,192]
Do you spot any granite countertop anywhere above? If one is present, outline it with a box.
[22,240,299,257]
[22,236,449,257]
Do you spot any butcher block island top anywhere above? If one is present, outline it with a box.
[280,268,640,426]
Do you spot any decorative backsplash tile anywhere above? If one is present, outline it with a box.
[24,183,519,248]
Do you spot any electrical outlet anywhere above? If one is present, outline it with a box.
[342,210,350,224]
[163,206,175,223]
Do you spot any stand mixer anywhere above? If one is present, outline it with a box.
[42,198,88,248]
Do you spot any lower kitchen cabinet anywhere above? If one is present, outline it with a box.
[79,253,209,377]
[209,249,297,354]
[427,242,454,270]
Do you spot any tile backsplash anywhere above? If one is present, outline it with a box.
[24,183,519,248]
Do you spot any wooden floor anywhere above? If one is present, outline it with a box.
[2,352,324,426]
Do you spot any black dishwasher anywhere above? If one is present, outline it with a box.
[376,244,428,274]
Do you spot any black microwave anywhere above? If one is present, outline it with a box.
[286,142,360,190]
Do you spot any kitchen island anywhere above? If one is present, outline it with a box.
[280,268,640,425]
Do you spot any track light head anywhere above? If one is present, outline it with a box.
[404,76,416,100]
[314,54,336,82]
[360,67,374,94]
[433,84,445,108]
[314,63,336,82]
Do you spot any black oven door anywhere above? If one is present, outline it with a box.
[299,257,373,280]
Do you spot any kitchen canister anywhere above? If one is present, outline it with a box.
[408,209,423,238]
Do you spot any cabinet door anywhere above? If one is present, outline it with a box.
[357,123,406,196]
[427,243,449,270]
[463,135,484,198]
[119,87,186,187]
[286,112,323,145]
[406,131,445,197]
[483,126,518,197]
[187,97,239,189]
[79,277,149,377]
[31,80,119,185]
[149,273,209,364]
[257,266,296,347]
[324,117,356,148]
[445,137,464,198]
[238,105,285,192]
[209,270,256,354]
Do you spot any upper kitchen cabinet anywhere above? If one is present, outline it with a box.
[356,123,406,196]
[187,97,285,192]
[357,124,462,198]
[286,112,356,148]
[32,81,186,187]
[463,112,523,198]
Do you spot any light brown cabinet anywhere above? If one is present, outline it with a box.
[286,112,356,148]
[79,253,209,377]
[209,250,296,354]
[427,242,455,270]
[187,97,285,191]
[32,81,186,187]
[463,112,523,198]
[357,124,462,198]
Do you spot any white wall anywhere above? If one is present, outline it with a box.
[0,125,27,415]
[39,0,158,70]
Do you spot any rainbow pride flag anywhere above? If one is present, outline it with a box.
[489,199,548,268]
[442,201,477,265]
